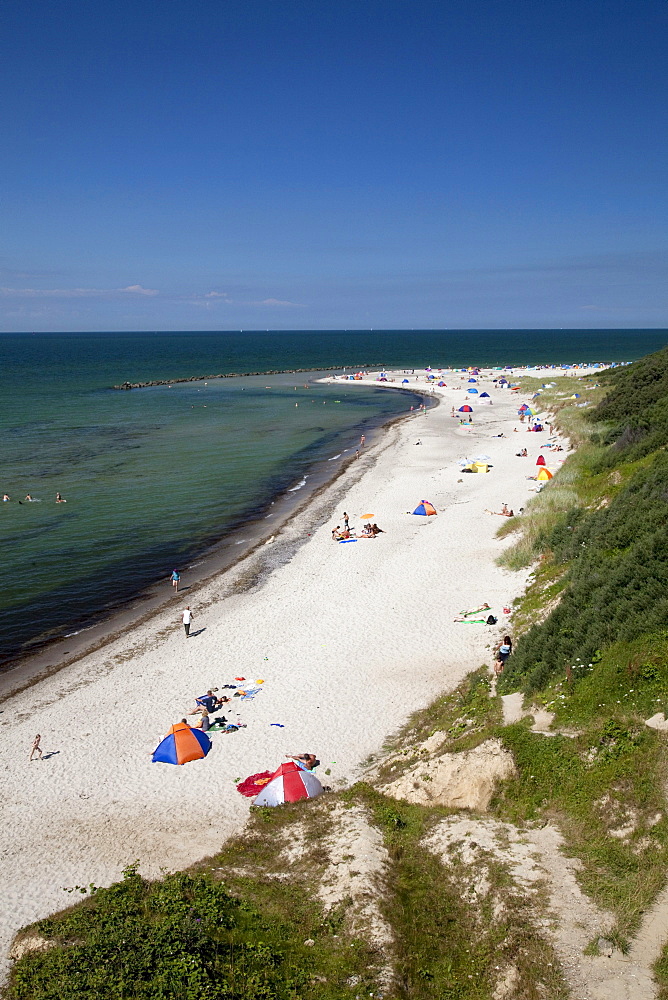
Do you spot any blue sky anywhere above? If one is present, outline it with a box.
[1,0,666,331]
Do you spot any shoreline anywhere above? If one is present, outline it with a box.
[0,382,431,700]
[0,362,600,977]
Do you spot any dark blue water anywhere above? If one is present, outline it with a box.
[0,329,665,665]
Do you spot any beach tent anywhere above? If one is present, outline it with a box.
[253,761,324,806]
[537,467,553,481]
[152,722,211,765]
[412,500,437,516]
[458,405,473,412]
[473,462,489,473]
[536,455,546,466]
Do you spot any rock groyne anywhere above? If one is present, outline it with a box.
[112,364,385,390]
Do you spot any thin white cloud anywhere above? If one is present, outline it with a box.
[255,297,305,307]
[120,285,159,296]
[204,291,229,299]
[0,284,159,298]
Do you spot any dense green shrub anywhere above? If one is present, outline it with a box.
[503,347,668,693]
[502,452,668,691]
[592,347,668,462]
[6,866,306,1000]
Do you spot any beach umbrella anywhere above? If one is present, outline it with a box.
[536,455,546,466]
[412,500,437,516]
[458,405,473,412]
[360,513,375,519]
[253,761,324,806]
[518,403,529,411]
[438,381,446,386]
[537,467,553,481]
[402,378,409,383]
[467,388,479,394]
[152,722,211,765]
[479,392,490,398]
[467,378,477,383]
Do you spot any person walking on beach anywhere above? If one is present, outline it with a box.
[182,606,193,637]
[29,734,43,761]
[170,569,180,592]
[360,433,366,448]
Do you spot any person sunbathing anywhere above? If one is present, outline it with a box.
[192,707,210,731]
[454,602,490,621]
[286,753,319,770]
[371,523,385,534]
[189,690,220,714]
[361,524,374,537]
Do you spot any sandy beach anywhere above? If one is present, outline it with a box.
[0,367,588,974]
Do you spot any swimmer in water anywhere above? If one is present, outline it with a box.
[55,493,67,503]
[25,494,34,501]
[2,494,10,502]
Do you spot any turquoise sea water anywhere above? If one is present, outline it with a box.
[1,329,666,665]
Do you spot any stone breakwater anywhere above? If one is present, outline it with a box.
[112,364,385,389]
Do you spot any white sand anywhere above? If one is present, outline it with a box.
[0,366,586,974]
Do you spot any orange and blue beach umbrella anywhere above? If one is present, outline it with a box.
[152,721,211,765]
[413,500,437,516]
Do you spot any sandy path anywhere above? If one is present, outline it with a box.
[0,370,558,974]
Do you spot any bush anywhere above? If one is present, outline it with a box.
[6,866,306,999]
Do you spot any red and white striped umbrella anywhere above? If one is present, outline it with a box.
[253,761,323,806]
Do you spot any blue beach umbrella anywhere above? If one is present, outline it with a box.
[152,722,211,765]
[467,388,478,394]
[402,378,409,383]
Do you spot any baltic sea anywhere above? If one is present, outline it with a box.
[1,328,665,664]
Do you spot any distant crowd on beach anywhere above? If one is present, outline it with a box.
[332,510,385,540]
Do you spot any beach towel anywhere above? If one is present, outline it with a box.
[237,771,274,797]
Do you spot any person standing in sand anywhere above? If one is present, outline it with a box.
[343,512,349,531]
[29,735,43,761]
[360,434,366,448]
[182,606,193,637]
